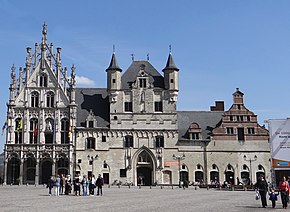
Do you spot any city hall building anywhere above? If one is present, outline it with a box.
[3,25,270,186]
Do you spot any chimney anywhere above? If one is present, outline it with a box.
[210,101,224,111]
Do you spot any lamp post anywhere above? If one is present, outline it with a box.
[243,155,257,187]
[173,153,185,188]
[87,155,98,177]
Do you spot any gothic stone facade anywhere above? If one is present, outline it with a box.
[4,25,270,186]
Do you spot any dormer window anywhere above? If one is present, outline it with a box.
[139,78,146,88]
[86,109,97,128]
[187,122,202,140]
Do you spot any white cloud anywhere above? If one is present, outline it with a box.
[75,75,95,87]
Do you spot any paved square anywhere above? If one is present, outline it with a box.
[0,185,282,211]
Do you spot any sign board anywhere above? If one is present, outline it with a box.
[268,119,290,169]
[164,160,179,167]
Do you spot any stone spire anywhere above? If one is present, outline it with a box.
[70,64,76,104]
[9,64,16,105]
[41,22,47,69]
[25,47,32,81]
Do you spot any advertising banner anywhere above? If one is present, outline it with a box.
[268,119,290,169]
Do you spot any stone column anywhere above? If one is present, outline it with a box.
[4,159,8,185]
[35,159,39,184]
[19,159,24,185]
[52,159,56,176]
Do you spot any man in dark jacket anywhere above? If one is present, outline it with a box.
[95,174,104,196]
[47,176,54,196]
[255,175,268,208]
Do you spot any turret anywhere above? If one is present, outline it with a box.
[106,51,122,103]
[162,49,179,102]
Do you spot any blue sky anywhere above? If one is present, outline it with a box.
[1,0,290,151]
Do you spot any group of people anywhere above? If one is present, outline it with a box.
[255,175,290,209]
[47,174,104,196]
[47,174,72,196]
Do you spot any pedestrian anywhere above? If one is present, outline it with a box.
[88,175,95,195]
[268,187,279,208]
[47,176,54,196]
[54,175,61,196]
[95,174,104,196]
[73,174,81,196]
[278,176,289,209]
[60,174,65,195]
[255,175,268,208]
[82,175,88,196]
[64,174,72,195]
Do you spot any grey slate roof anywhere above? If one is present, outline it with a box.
[75,88,109,128]
[163,53,179,71]
[106,53,122,72]
[177,111,223,140]
[121,60,165,90]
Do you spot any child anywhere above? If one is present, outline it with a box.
[268,187,279,208]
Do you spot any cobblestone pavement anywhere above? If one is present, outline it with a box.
[0,185,282,211]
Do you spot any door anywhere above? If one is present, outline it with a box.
[41,160,52,184]
[137,167,152,186]
[103,173,109,184]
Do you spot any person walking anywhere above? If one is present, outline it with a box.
[255,175,268,208]
[278,176,289,209]
[268,187,279,208]
[47,176,54,196]
[96,174,104,196]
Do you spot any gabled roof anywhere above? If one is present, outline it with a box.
[75,88,109,128]
[121,61,164,89]
[177,111,223,140]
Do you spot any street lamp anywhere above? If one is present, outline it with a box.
[173,153,185,188]
[87,154,98,177]
[243,155,257,187]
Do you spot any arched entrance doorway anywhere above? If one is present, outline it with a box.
[135,148,155,186]
[57,157,69,176]
[7,157,20,184]
[225,164,235,185]
[24,156,36,184]
[41,160,52,184]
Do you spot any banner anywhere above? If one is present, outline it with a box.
[268,119,290,169]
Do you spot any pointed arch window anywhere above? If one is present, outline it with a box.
[29,118,38,144]
[46,92,54,108]
[15,118,23,144]
[45,118,54,144]
[31,91,39,108]
[61,119,69,144]
[40,73,48,87]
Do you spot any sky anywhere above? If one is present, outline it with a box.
[1,0,290,151]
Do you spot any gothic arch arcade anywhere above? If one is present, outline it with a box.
[6,155,20,185]
[133,147,157,186]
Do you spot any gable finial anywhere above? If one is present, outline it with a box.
[113,45,115,54]
[42,22,47,44]
[169,45,172,54]
[147,53,150,61]
[131,53,134,61]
